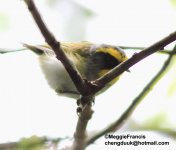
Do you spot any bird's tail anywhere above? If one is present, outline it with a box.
[23,43,55,56]
[0,43,55,57]
[23,43,45,55]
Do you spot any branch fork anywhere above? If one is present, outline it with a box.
[23,1,176,150]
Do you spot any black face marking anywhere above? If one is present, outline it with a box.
[93,52,121,69]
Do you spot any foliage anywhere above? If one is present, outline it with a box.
[18,135,46,150]
[170,0,176,7]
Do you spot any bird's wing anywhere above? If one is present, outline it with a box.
[24,41,94,57]
[60,41,93,57]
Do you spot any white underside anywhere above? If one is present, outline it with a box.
[39,56,79,98]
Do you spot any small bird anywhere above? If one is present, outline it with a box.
[24,41,128,99]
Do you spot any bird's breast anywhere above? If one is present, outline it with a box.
[39,55,78,97]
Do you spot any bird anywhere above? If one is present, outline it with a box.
[24,41,128,99]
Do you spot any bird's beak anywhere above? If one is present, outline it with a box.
[126,69,131,73]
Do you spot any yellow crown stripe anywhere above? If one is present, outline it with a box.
[96,48,124,61]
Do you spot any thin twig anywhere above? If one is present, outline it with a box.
[24,0,87,96]
[119,46,173,55]
[86,44,176,145]
[0,48,27,54]
[0,46,173,55]
[23,1,176,149]
[91,31,176,93]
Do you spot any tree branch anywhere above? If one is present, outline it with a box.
[91,31,176,94]
[86,44,176,145]
[72,98,94,150]
[23,1,94,150]
[119,46,174,55]
[24,0,87,96]
[23,1,176,149]
[0,47,174,55]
